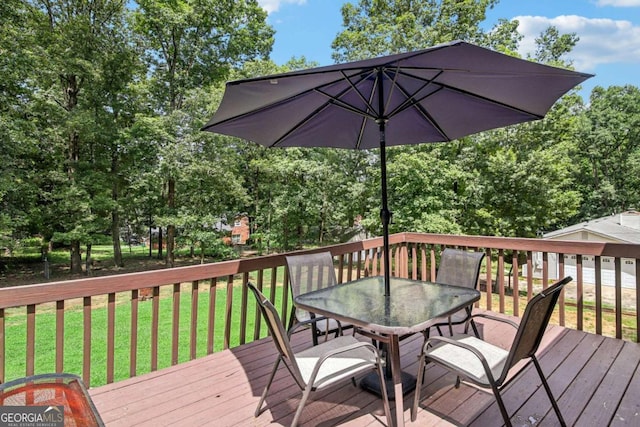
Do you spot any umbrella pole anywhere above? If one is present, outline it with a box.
[379,121,392,296]
[377,67,392,297]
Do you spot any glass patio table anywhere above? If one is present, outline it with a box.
[294,276,481,427]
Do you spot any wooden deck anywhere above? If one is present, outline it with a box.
[89,312,640,426]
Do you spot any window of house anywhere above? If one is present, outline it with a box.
[232,234,241,244]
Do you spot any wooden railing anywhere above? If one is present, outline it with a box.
[0,232,638,387]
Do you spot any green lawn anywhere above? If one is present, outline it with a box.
[3,282,286,387]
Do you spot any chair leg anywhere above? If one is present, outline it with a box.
[469,319,480,338]
[376,362,393,427]
[419,330,430,385]
[291,384,314,427]
[533,357,566,427]
[255,358,281,417]
[491,384,512,427]
[411,353,427,422]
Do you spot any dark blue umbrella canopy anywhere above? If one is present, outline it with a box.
[203,40,592,294]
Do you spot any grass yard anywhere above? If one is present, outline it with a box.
[3,280,287,387]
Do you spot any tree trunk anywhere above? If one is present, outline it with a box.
[85,243,92,276]
[70,241,82,275]
[64,73,83,275]
[111,150,124,268]
[111,213,123,268]
[157,227,163,259]
[166,178,175,267]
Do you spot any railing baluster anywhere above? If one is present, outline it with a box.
[207,278,217,355]
[512,250,519,317]
[26,304,35,377]
[411,244,417,280]
[239,274,248,346]
[577,255,584,331]
[253,271,264,341]
[224,275,233,350]
[498,250,505,314]
[130,289,139,377]
[0,308,4,383]
[558,253,565,326]
[107,293,116,383]
[430,246,436,280]
[56,300,64,373]
[171,283,180,365]
[191,280,199,358]
[526,251,533,300]
[485,248,492,311]
[83,297,92,386]
[542,252,549,289]
[615,257,622,339]
[636,259,640,343]
[151,286,160,371]
[595,256,602,335]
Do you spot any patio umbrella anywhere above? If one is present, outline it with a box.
[202,40,592,296]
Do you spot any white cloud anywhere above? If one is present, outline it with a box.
[514,15,640,70]
[257,0,307,14]
[596,0,640,7]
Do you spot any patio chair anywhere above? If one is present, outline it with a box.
[286,252,352,345]
[428,248,485,338]
[0,372,105,426]
[411,276,572,427]
[247,282,391,427]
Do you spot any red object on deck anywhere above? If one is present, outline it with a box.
[0,373,104,426]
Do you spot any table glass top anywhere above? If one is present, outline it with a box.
[294,276,480,334]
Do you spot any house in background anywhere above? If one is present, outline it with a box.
[231,214,250,245]
[525,210,640,287]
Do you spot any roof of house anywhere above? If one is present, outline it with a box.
[543,210,640,244]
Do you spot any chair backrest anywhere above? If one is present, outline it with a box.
[436,248,485,290]
[286,252,338,321]
[499,276,573,382]
[247,282,304,383]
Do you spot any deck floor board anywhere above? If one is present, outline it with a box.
[90,312,640,426]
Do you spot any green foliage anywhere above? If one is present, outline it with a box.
[332,0,518,61]
[1,0,639,274]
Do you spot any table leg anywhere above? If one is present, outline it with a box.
[389,334,404,427]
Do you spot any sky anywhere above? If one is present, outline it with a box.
[257,0,640,99]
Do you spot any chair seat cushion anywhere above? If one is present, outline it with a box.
[425,334,508,386]
[295,336,377,389]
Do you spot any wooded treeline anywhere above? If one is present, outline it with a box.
[2,0,639,274]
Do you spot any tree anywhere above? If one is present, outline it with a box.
[332,0,520,62]
[23,0,134,273]
[576,85,640,218]
[330,0,586,239]
[132,0,274,266]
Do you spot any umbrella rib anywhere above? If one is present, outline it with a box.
[202,70,375,136]
[381,68,452,140]
[270,71,379,147]
[391,68,548,119]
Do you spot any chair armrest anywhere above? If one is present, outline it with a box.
[467,312,519,330]
[288,316,331,336]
